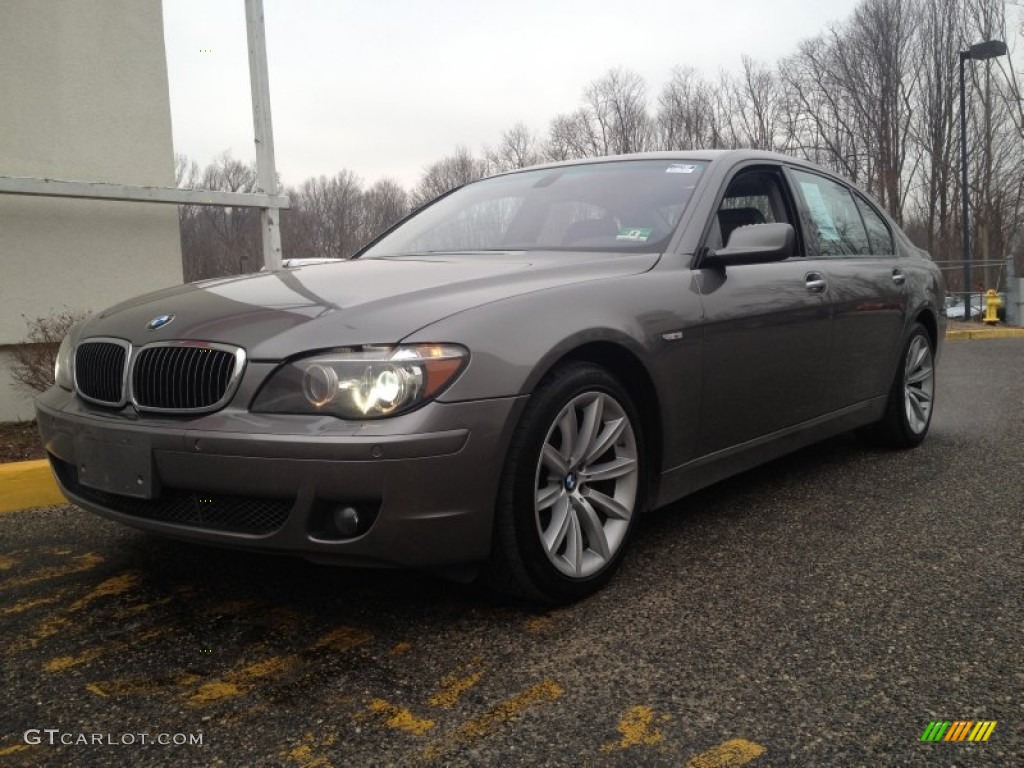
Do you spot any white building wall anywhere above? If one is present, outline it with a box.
[0,0,182,421]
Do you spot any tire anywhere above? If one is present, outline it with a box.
[482,363,645,604]
[859,323,936,448]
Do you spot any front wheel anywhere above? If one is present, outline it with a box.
[860,323,936,448]
[483,363,644,604]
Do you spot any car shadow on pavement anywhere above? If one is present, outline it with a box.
[105,432,871,620]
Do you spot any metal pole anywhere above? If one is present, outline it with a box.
[245,0,283,271]
[959,52,972,321]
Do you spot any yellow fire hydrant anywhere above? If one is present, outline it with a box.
[984,289,1002,325]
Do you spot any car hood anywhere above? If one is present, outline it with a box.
[82,251,659,359]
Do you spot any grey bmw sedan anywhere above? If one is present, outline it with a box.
[37,151,945,603]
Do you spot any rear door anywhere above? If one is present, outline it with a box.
[786,168,908,410]
[693,164,832,455]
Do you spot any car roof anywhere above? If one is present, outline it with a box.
[492,149,819,178]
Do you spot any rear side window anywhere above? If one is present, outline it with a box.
[790,169,870,257]
[854,195,895,255]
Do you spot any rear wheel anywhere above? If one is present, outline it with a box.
[859,323,935,448]
[483,363,644,604]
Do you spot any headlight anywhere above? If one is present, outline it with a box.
[252,344,468,419]
[54,333,75,391]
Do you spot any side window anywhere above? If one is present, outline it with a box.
[790,169,870,257]
[710,168,791,250]
[854,194,895,255]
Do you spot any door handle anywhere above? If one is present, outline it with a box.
[805,273,827,293]
[892,268,906,286]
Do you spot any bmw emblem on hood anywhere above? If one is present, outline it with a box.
[146,314,175,331]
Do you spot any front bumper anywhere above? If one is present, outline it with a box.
[36,387,525,568]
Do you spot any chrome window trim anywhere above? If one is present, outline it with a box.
[128,341,248,414]
[73,337,132,408]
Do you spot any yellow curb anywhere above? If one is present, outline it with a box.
[0,459,66,514]
[946,327,1024,340]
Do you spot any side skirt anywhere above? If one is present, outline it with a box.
[654,396,888,508]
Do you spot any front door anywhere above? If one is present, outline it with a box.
[694,165,832,456]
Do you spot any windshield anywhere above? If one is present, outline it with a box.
[361,159,707,257]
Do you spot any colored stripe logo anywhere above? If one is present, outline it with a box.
[920,721,997,742]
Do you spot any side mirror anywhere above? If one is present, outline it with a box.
[711,223,796,266]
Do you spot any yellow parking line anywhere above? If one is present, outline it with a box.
[601,705,669,752]
[86,673,202,698]
[283,731,337,767]
[190,655,300,705]
[43,626,169,673]
[422,679,564,761]
[0,459,65,514]
[45,646,107,672]
[67,571,141,610]
[2,552,104,589]
[685,739,766,768]
[364,699,436,736]
[111,593,180,619]
[1,590,71,616]
[312,626,373,652]
[428,658,485,709]
[188,626,371,706]
[523,615,555,633]
[5,569,140,657]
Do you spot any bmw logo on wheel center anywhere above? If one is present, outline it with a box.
[146,314,175,331]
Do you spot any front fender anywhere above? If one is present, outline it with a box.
[404,265,706,472]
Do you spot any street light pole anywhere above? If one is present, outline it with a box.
[958,39,1008,322]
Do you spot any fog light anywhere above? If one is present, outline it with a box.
[333,505,361,537]
[310,499,380,541]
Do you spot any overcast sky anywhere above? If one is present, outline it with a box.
[162,0,871,189]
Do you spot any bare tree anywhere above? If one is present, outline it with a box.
[175,152,262,281]
[731,56,785,150]
[655,66,719,149]
[779,36,860,179]
[545,109,600,160]
[486,122,544,172]
[910,0,965,258]
[296,170,365,259]
[582,68,654,155]
[198,152,261,275]
[412,146,488,207]
[279,183,317,259]
[173,0,1023,284]
[779,0,920,223]
[360,178,410,246]
[963,0,1024,285]
[545,68,654,159]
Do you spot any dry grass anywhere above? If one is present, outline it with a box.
[0,421,45,463]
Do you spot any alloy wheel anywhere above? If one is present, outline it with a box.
[904,335,934,434]
[533,391,638,579]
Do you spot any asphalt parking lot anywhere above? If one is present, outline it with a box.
[2,338,1021,767]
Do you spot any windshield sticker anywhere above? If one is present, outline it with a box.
[616,227,653,242]
[666,164,698,174]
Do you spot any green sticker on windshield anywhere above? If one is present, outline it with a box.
[616,227,652,242]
